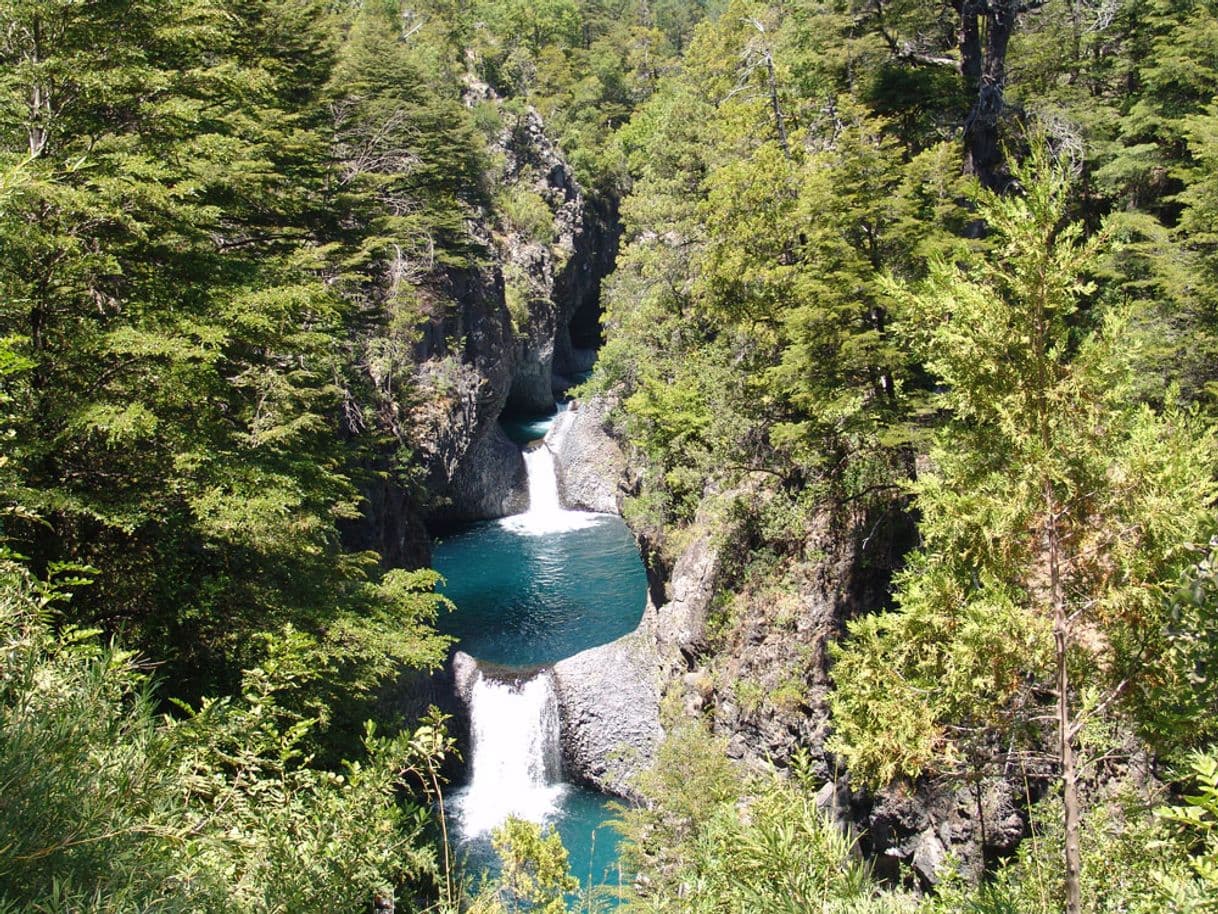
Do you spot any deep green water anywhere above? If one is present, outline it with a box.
[433,515,647,667]
[500,411,557,446]
[434,412,647,902]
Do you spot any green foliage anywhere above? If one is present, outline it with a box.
[463,0,703,191]
[619,724,909,914]
[490,817,579,914]
[497,184,557,244]
[831,150,1217,785]
[1157,751,1218,908]
[621,727,1218,914]
[0,555,452,913]
[0,0,462,713]
[617,721,744,889]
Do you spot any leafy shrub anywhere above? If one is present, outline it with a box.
[497,185,556,244]
[0,557,452,914]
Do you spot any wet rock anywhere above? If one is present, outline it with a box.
[354,93,619,534]
[451,650,480,704]
[340,458,432,569]
[553,616,663,798]
[547,395,626,514]
[378,658,470,786]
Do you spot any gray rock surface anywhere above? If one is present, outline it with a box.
[448,423,528,521]
[654,525,722,660]
[451,650,480,704]
[546,396,627,514]
[495,106,618,415]
[647,495,1030,885]
[553,613,663,797]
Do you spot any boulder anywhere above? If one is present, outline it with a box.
[552,614,663,798]
[547,395,626,514]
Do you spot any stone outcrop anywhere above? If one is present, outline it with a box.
[553,615,663,797]
[701,507,902,778]
[451,650,481,704]
[347,88,620,541]
[411,98,617,526]
[408,283,526,526]
[546,396,627,514]
[849,778,1027,886]
[546,504,727,797]
[340,460,433,568]
[446,423,529,521]
[653,522,722,665]
[376,660,471,785]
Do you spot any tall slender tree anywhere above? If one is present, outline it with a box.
[829,151,1217,913]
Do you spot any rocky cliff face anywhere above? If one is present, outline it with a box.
[547,396,1034,885]
[345,91,619,551]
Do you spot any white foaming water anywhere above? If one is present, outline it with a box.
[454,671,568,838]
[499,444,600,536]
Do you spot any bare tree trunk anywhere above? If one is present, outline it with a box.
[964,0,1017,190]
[743,17,789,155]
[764,49,790,155]
[1047,481,1082,914]
[26,15,49,158]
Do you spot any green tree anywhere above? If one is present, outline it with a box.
[491,817,578,914]
[0,0,452,708]
[829,151,1216,914]
[0,554,453,913]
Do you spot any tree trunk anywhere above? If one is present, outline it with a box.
[26,15,49,158]
[764,50,790,155]
[963,0,1017,190]
[958,0,982,91]
[1047,481,1082,914]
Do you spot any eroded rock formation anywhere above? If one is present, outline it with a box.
[546,396,627,514]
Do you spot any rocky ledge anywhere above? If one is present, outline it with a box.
[546,395,627,514]
[552,616,663,798]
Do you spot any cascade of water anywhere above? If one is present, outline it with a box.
[455,669,568,838]
[499,444,600,536]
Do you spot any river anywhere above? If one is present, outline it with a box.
[432,404,647,903]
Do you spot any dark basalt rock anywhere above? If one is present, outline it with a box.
[855,777,1028,887]
[446,423,528,522]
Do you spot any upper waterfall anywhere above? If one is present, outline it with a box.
[499,444,600,536]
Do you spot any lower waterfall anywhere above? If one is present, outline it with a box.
[436,405,645,898]
[455,669,567,837]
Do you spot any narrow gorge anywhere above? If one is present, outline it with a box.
[8,2,1218,911]
[436,404,649,889]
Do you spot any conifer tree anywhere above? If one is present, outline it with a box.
[829,151,1216,914]
[0,0,448,700]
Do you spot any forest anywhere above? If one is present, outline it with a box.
[1,0,1217,912]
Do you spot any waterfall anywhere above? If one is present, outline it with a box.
[499,444,599,536]
[454,670,568,838]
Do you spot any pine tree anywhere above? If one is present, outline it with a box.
[829,150,1217,913]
